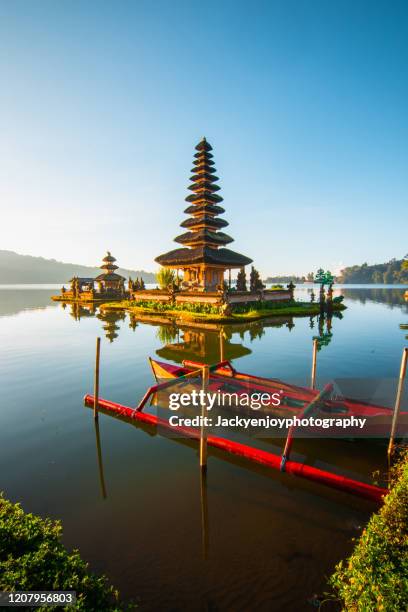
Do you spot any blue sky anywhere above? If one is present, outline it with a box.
[0,0,407,277]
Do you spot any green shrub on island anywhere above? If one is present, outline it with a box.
[249,266,265,292]
[131,299,304,316]
[329,451,408,611]
[232,300,297,314]
[236,268,247,291]
[103,296,345,321]
[156,267,176,290]
[0,494,128,611]
[134,300,221,315]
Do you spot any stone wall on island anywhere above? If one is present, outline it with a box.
[130,288,293,307]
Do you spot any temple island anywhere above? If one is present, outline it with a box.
[52,252,140,303]
[53,137,345,322]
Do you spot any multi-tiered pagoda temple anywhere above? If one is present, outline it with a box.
[52,251,126,302]
[155,138,252,292]
[95,252,126,293]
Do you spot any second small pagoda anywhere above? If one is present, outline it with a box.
[155,138,252,291]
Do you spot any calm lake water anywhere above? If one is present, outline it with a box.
[0,285,407,611]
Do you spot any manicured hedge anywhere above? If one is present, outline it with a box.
[0,494,127,611]
[329,452,408,611]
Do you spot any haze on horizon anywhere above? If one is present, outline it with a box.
[0,0,407,278]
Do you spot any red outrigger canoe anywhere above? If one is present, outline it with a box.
[149,357,407,430]
[83,357,406,503]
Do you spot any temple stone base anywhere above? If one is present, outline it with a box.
[131,288,293,308]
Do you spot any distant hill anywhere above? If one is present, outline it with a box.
[338,257,408,284]
[0,250,156,284]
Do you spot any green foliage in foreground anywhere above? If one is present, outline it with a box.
[0,493,127,611]
[329,451,408,611]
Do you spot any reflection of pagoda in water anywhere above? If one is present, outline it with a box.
[153,314,300,365]
[156,326,251,364]
[97,310,126,343]
[60,301,125,343]
[66,302,97,321]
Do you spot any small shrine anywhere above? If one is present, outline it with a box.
[52,252,127,302]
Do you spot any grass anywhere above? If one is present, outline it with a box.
[100,300,346,323]
[328,449,408,611]
[0,493,130,611]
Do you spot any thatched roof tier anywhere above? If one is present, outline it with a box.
[155,246,252,268]
[189,172,219,183]
[100,263,119,271]
[188,182,221,193]
[194,154,214,163]
[193,151,214,164]
[185,192,223,203]
[95,272,125,281]
[175,230,234,246]
[190,165,216,175]
[180,216,228,229]
[184,203,225,215]
[195,138,212,151]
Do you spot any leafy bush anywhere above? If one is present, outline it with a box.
[232,300,294,314]
[133,300,221,315]
[156,267,175,290]
[329,451,408,611]
[0,494,127,611]
[332,295,344,304]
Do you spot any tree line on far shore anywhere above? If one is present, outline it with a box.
[337,256,408,284]
[265,256,408,285]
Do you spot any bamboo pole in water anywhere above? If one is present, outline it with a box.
[200,467,209,559]
[387,347,408,460]
[219,329,224,363]
[200,365,209,469]
[94,337,101,420]
[311,338,318,389]
[94,417,107,499]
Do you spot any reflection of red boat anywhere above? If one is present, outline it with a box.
[149,358,407,431]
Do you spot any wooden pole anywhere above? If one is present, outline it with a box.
[94,337,101,420]
[200,467,209,559]
[387,347,408,460]
[311,338,318,389]
[94,418,107,499]
[219,329,224,363]
[200,365,209,469]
